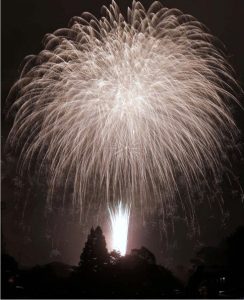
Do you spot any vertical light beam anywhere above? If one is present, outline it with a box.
[109,202,130,256]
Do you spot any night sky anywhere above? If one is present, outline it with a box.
[2,0,244,279]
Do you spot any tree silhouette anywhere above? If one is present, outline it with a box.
[79,226,109,271]
[187,226,244,298]
[109,250,121,265]
[131,246,156,264]
[189,226,244,272]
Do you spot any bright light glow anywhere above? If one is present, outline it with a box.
[109,202,130,256]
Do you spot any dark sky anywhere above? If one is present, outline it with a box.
[2,0,244,277]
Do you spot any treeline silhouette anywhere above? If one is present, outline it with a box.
[2,226,244,298]
[187,226,244,298]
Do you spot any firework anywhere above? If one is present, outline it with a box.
[109,202,130,255]
[7,1,238,219]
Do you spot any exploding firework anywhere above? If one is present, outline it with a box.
[109,202,130,255]
[7,1,239,219]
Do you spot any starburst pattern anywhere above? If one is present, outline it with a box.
[7,1,239,219]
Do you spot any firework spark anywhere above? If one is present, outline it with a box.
[108,202,130,255]
[7,1,238,219]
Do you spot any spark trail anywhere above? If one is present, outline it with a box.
[109,202,130,255]
[7,1,239,220]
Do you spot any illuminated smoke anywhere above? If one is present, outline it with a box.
[7,1,238,219]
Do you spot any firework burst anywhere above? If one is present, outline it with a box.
[7,1,239,219]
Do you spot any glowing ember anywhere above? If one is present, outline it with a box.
[109,202,130,255]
